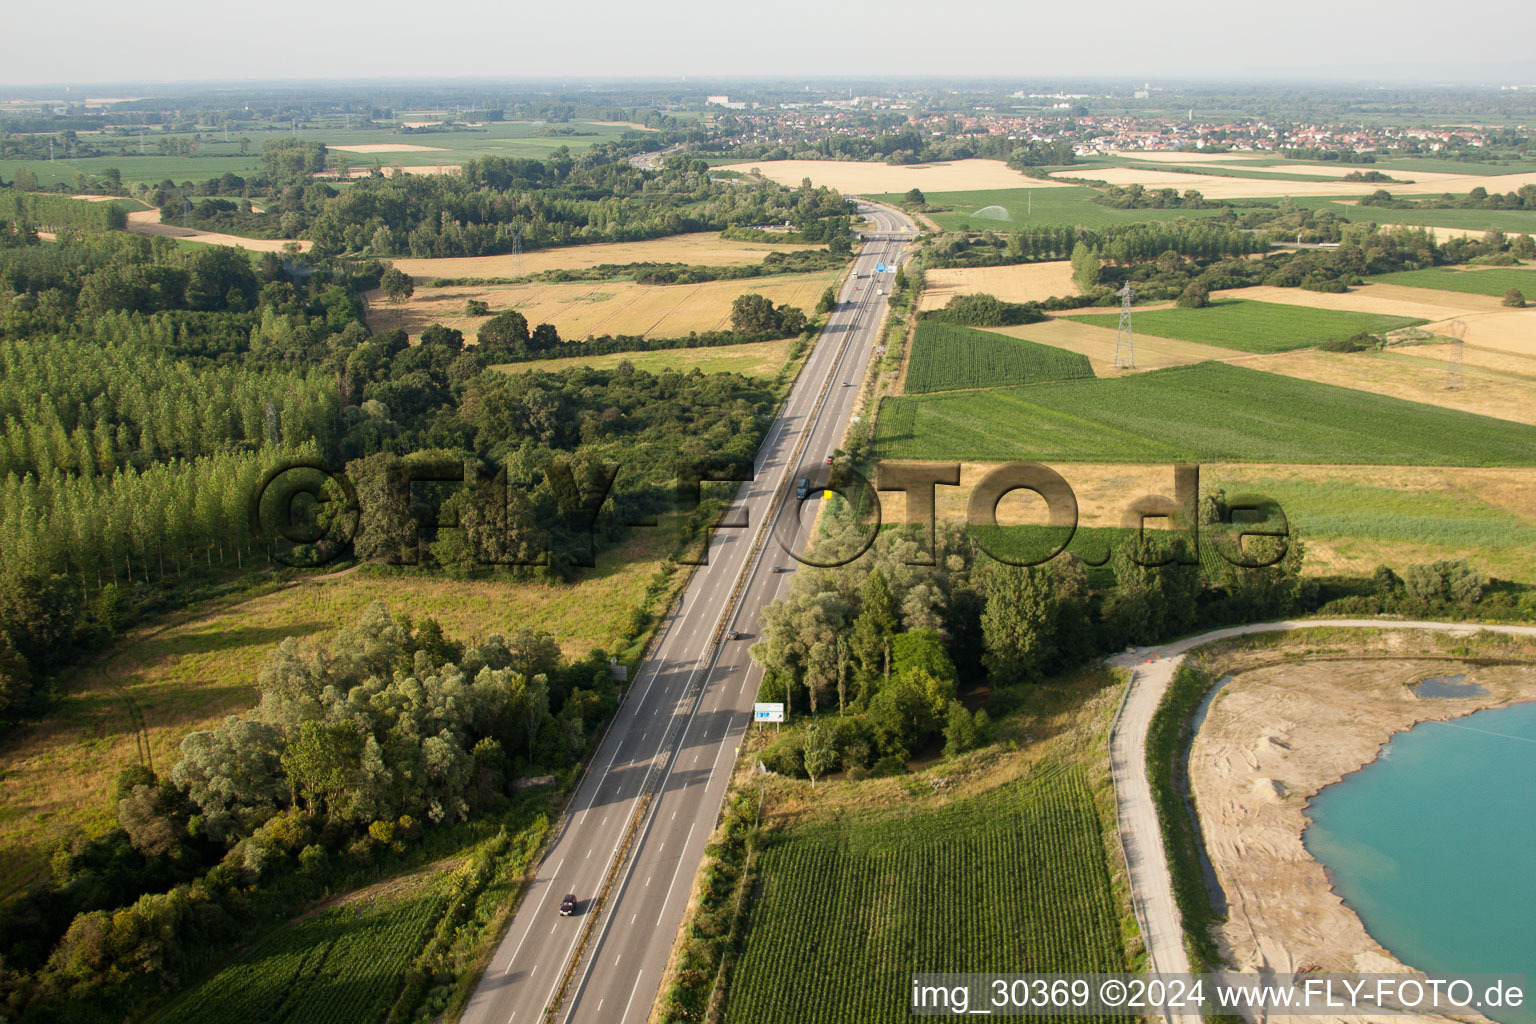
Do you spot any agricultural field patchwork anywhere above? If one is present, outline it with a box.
[0,120,640,188]
[873,361,1536,465]
[722,767,1125,1024]
[1365,266,1536,298]
[0,526,678,900]
[904,322,1094,394]
[1065,299,1427,354]
[873,186,1240,232]
[1294,197,1536,237]
[908,461,1536,583]
[716,159,1058,194]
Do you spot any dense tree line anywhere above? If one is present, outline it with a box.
[923,220,1265,270]
[699,121,1076,169]
[1360,183,1536,212]
[154,150,854,257]
[1094,184,1230,210]
[749,509,1309,780]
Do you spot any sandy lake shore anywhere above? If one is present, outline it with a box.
[1187,649,1536,1023]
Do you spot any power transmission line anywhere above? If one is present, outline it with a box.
[1444,319,1466,390]
[1114,282,1136,370]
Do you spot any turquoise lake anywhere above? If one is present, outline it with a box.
[1304,701,1536,1024]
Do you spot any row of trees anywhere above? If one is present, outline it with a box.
[748,512,1310,778]
[1,190,127,234]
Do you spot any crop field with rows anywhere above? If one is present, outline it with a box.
[904,322,1095,394]
[1065,299,1426,354]
[874,362,1536,465]
[722,767,1126,1024]
[159,878,448,1024]
[1365,266,1536,297]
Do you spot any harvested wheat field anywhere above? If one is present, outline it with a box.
[1387,169,1536,196]
[717,158,1067,194]
[124,207,311,253]
[1419,309,1536,360]
[918,261,1078,312]
[496,336,796,378]
[328,143,448,153]
[1052,166,1367,199]
[370,269,841,341]
[1210,163,1469,183]
[1232,348,1536,425]
[1211,283,1496,321]
[387,231,826,280]
[983,318,1244,375]
[1413,341,1536,378]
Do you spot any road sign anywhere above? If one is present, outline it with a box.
[753,703,785,723]
[875,263,886,273]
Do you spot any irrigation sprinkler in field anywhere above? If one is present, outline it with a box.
[1115,282,1136,370]
[1444,319,1466,391]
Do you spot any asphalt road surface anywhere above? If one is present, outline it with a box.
[462,201,916,1024]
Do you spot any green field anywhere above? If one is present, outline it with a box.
[1365,266,1536,296]
[160,876,448,1024]
[868,186,1243,232]
[1295,198,1536,236]
[1066,298,1426,354]
[904,322,1095,393]
[874,362,1536,465]
[0,121,640,188]
[722,768,1125,1024]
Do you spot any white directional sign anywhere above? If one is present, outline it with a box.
[753,702,785,723]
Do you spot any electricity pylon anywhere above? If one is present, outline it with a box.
[1114,282,1136,370]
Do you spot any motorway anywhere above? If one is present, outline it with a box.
[462,201,916,1024]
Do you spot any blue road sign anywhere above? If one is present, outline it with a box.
[876,263,886,273]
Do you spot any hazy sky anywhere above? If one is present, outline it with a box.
[5,0,1535,86]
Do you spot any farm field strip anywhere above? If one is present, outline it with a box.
[873,361,1536,466]
[722,768,1125,1024]
[904,322,1094,394]
[983,318,1247,376]
[1233,347,1536,425]
[918,261,1078,311]
[494,336,797,378]
[893,459,1536,581]
[1065,298,1426,354]
[1366,266,1536,298]
[1207,283,1490,321]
